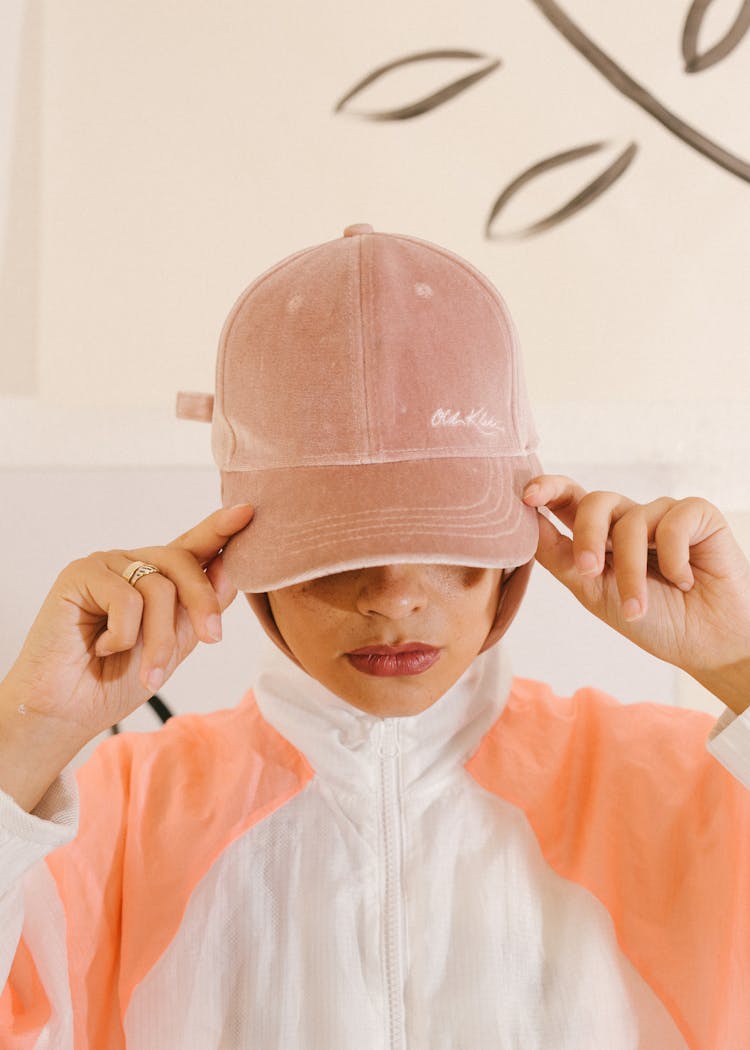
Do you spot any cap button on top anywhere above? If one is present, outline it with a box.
[343,223,374,237]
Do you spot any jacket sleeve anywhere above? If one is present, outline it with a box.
[0,733,133,1049]
[0,769,80,1046]
[706,704,750,789]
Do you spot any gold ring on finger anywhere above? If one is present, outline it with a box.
[122,560,161,587]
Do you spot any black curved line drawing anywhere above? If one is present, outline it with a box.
[334,49,501,121]
[682,0,750,73]
[486,141,638,240]
[529,0,750,182]
[333,5,748,237]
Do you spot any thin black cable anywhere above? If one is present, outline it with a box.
[109,693,174,735]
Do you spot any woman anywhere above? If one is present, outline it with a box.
[2,224,749,1047]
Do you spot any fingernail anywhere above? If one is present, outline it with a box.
[576,551,599,575]
[146,667,165,692]
[206,613,222,641]
[677,577,693,591]
[229,502,254,510]
[524,484,540,501]
[622,598,643,621]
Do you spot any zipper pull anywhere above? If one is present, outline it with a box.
[378,719,400,758]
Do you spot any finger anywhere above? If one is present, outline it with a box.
[570,490,673,574]
[529,487,656,600]
[590,497,683,618]
[533,508,577,584]
[167,503,255,566]
[570,490,645,576]
[523,475,590,533]
[205,551,238,609]
[654,512,693,590]
[610,508,651,621]
[653,497,727,588]
[531,496,652,626]
[116,548,224,646]
[124,569,179,690]
[86,564,146,656]
[524,477,638,572]
[523,476,638,551]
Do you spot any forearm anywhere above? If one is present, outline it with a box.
[0,677,87,813]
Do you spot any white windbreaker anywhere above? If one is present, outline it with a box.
[1,637,749,1049]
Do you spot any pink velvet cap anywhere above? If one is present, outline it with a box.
[176,223,543,593]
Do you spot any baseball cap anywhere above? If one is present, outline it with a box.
[176,223,543,596]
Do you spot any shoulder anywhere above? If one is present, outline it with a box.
[465,677,748,904]
[469,675,720,802]
[506,675,715,752]
[76,688,313,813]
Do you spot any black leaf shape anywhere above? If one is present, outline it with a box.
[529,0,750,183]
[682,0,750,72]
[333,49,501,121]
[485,141,638,240]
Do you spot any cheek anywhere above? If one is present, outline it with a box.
[452,571,502,635]
[271,590,342,649]
[432,565,499,593]
[459,566,488,588]
[449,567,501,603]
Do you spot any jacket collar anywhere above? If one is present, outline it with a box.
[253,636,514,796]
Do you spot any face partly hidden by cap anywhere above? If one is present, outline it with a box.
[264,562,508,717]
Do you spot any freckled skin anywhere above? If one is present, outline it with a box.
[267,564,503,717]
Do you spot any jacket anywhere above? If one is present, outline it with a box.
[1,638,749,1049]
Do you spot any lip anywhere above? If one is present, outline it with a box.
[345,642,441,678]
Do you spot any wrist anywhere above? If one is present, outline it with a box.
[0,676,88,813]
[689,656,750,717]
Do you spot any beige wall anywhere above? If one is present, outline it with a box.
[0,0,39,396]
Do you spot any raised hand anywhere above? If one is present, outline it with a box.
[1,503,255,748]
[522,475,750,710]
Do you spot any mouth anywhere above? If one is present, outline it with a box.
[344,642,442,678]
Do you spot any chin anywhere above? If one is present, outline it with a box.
[333,665,448,716]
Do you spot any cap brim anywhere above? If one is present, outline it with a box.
[220,454,543,592]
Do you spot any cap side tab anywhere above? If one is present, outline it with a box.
[176,391,214,422]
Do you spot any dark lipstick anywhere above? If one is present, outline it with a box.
[345,643,441,677]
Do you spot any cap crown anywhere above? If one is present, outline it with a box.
[210,230,539,471]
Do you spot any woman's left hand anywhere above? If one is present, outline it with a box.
[523,475,750,708]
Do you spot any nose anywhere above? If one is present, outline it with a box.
[354,565,429,620]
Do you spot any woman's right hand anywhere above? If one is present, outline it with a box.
[1,503,255,747]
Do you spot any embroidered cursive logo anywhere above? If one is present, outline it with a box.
[431,407,505,435]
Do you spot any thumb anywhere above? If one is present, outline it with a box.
[533,510,615,624]
[206,552,239,610]
[533,509,579,590]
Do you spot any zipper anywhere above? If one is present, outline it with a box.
[379,718,406,1049]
